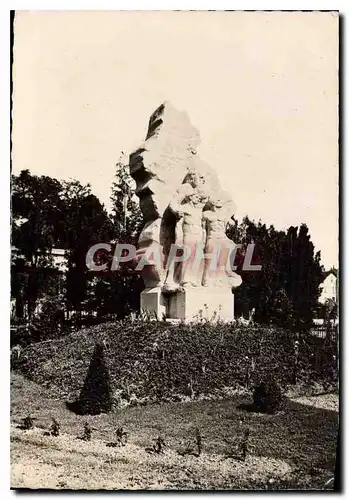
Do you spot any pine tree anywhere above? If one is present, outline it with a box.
[110,152,143,245]
[77,343,113,415]
[104,153,144,318]
[227,217,323,329]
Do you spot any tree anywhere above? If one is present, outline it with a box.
[281,224,323,330]
[11,170,64,265]
[227,217,323,330]
[105,153,144,317]
[110,152,143,245]
[60,179,114,322]
[11,171,114,325]
[11,170,65,319]
[323,297,337,324]
[30,293,66,342]
[74,342,113,415]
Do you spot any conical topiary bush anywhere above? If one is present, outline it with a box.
[75,342,113,415]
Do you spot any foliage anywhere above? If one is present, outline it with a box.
[12,167,328,335]
[73,342,113,415]
[195,427,202,456]
[29,293,67,343]
[13,320,337,406]
[11,170,66,319]
[11,371,338,490]
[82,422,92,441]
[106,427,128,448]
[115,427,128,446]
[11,170,115,325]
[147,436,165,454]
[11,170,64,264]
[323,298,337,323]
[252,379,283,414]
[20,415,35,430]
[11,257,63,325]
[60,180,114,320]
[50,418,60,437]
[110,152,143,245]
[227,217,324,330]
[103,153,144,318]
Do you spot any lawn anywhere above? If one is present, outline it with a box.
[11,372,338,490]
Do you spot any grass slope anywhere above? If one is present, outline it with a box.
[11,373,338,490]
[12,320,331,405]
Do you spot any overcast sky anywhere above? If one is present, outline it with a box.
[12,10,338,268]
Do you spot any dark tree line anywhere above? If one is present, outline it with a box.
[227,217,324,331]
[11,158,143,331]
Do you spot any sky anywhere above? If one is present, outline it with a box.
[12,10,339,268]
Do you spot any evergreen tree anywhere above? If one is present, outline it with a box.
[60,180,114,322]
[104,153,144,317]
[110,152,143,245]
[227,217,323,329]
[76,343,113,415]
[11,170,65,319]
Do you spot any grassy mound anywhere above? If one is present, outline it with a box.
[12,320,335,407]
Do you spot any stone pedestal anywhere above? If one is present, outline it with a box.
[141,286,234,322]
[168,288,234,322]
[140,287,167,320]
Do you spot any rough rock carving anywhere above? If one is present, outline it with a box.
[129,101,242,293]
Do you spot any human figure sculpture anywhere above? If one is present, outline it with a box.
[129,102,200,289]
[201,194,242,289]
[129,102,241,321]
[163,182,207,291]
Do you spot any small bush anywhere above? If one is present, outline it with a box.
[50,418,60,437]
[29,294,67,343]
[19,415,36,430]
[79,422,92,441]
[252,378,283,414]
[195,428,202,456]
[149,436,165,454]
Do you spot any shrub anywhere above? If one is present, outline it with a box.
[29,294,66,343]
[50,418,60,437]
[252,378,283,414]
[69,342,113,415]
[20,415,36,430]
[81,422,92,441]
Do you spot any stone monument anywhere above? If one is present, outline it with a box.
[129,102,241,322]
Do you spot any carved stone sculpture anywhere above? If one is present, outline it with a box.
[129,102,241,321]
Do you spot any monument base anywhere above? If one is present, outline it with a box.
[140,287,235,322]
[140,287,167,320]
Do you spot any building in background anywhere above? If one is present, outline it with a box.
[11,247,68,321]
[313,268,338,328]
[11,246,67,272]
[318,268,338,305]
